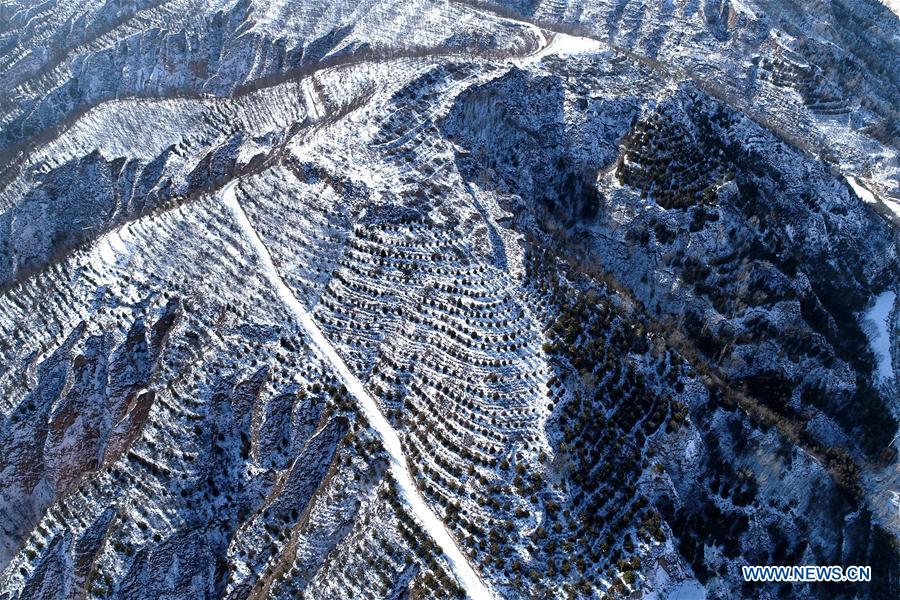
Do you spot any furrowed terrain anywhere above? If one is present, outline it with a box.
[0,1,898,599]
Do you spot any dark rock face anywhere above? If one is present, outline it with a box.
[0,299,178,569]
[0,1,897,599]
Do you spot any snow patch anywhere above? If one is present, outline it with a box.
[524,27,603,64]
[881,0,900,19]
[861,291,896,381]
[846,175,900,220]
[95,230,131,265]
[643,575,707,600]
[847,176,877,204]
[547,32,604,56]
[302,79,322,120]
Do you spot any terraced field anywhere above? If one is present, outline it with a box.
[0,0,898,599]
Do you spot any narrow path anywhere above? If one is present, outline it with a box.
[221,180,494,600]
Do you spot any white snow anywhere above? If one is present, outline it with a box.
[545,32,605,57]
[221,180,494,600]
[302,79,323,120]
[861,290,896,381]
[846,175,900,220]
[95,229,131,266]
[847,176,877,204]
[520,23,603,64]
[643,578,707,600]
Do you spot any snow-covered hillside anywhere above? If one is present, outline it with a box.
[0,1,898,599]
